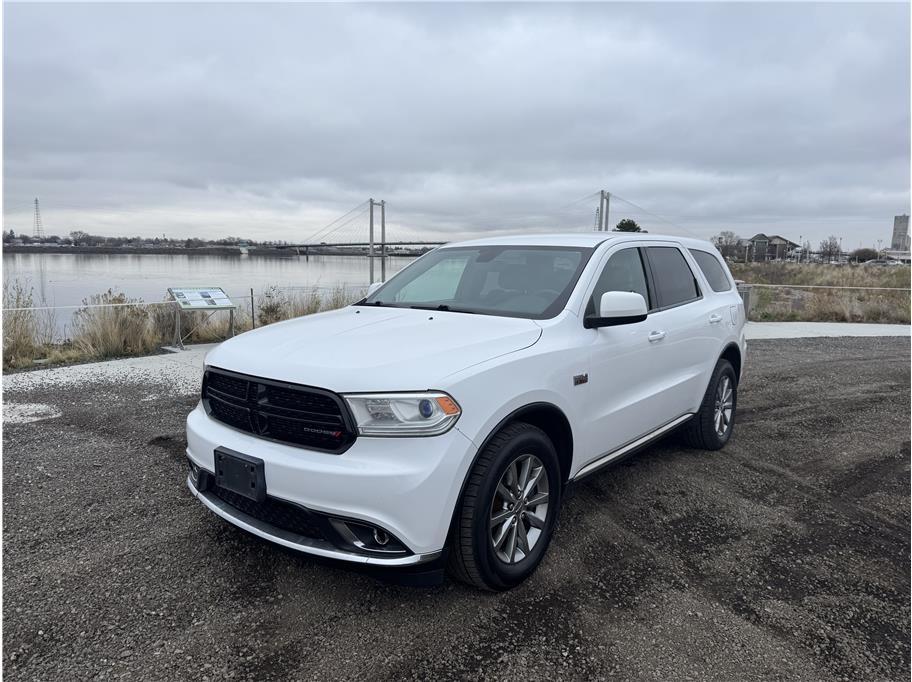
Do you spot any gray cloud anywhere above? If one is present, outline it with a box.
[3,2,909,245]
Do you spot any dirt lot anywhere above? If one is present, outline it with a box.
[3,337,910,680]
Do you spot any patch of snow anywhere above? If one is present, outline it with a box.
[4,402,63,424]
[1,344,216,396]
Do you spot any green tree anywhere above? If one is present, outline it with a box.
[851,248,878,263]
[712,231,742,259]
[819,235,841,261]
[70,230,90,246]
[614,218,643,232]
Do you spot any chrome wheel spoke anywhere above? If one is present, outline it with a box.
[523,465,543,498]
[526,512,545,530]
[490,508,513,528]
[497,482,516,504]
[517,456,532,492]
[526,491,549,508]
[506,521,518,562]
[493,519,511,549]
[516,519,531,556]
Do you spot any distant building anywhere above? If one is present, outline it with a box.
[883,249,911,264]
[891,214,910,251]
[747,233,799,261]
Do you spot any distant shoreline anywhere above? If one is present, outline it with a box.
[2,245,428,257]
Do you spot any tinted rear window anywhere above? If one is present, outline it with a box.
[645,247,700,308]
[689,249,732,292]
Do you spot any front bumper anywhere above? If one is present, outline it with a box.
[187,475,441,566]
[185,403,477,562]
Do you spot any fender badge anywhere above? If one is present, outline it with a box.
[573,373,589,386]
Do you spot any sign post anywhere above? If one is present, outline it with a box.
[166,287,237,349]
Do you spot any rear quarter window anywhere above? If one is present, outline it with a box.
[689,249,733,292]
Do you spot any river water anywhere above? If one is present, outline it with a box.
[3,252,416,333]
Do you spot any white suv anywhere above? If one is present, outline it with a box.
[186,233,745,590]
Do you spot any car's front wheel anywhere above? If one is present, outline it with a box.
[448,422,561,591]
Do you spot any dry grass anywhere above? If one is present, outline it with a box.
[3,279,55,369]
[71,290,162,360]
[2,281,363,370]
[732,262,910,323]
[730,262,910,289]
[747,286,910,324]
[254,285,362,327]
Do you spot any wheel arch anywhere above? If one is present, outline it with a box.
[445,401,574,544]
[719,342,742,384]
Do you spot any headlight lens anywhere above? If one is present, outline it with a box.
[343,392,461,436]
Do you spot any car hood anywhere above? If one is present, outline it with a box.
[204,306,542,392]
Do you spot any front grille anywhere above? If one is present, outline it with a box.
[202,367,356,453]
[211,485,324,539]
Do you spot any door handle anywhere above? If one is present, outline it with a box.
[648,330,666,342]
[709,313,723,324]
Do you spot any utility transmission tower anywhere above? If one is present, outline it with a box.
[33,198,45,239]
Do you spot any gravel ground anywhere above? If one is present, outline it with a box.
[3,337,909,680]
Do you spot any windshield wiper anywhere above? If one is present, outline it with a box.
[409,304,476,314]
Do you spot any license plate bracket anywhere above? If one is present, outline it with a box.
[214,447,266,502]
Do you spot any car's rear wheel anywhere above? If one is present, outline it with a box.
[682,358,737,450]
[448,422,561,591]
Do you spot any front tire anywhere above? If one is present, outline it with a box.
[448,422,561,591]
[683,358,737,450]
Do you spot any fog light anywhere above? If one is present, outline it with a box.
[328,519,407,554]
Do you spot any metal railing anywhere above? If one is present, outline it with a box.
[737,281,912,324]
[2,284,368,348]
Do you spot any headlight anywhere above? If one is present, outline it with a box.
[342,392,461,436]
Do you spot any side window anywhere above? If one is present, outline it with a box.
[586,248,650,317]
[645,247,700,308]
[689,249,732,292]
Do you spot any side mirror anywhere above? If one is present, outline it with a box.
[366,281,383,297]
[584,291,648,329]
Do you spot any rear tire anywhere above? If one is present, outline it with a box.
[682,359,737,450]
[448,422,561,591]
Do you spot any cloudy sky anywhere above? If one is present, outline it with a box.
[4,2,910,246]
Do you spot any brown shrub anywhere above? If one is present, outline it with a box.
[71,290,160,360]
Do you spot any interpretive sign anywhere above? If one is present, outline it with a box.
[167,287,235,310]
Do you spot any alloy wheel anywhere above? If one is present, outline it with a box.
[714,375,734,437]
[489,454,550,564]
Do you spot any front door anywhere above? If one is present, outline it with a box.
[580,245,672,467]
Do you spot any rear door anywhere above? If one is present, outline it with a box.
[640,244,720,418]
[687,247,739,351]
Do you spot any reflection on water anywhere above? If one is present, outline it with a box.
[3,252,416,333]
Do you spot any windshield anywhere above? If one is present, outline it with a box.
[358,245,595,319]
